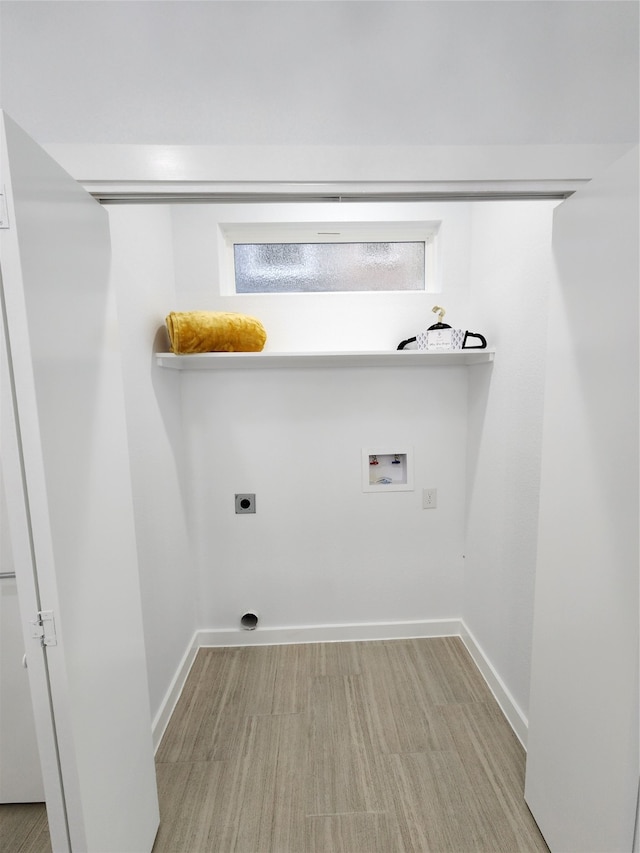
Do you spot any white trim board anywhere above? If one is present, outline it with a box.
[197,618,460,649]
[151,618,528,753]
[150,632,200,753]
[459,623,529,748]
[43,143,632,186]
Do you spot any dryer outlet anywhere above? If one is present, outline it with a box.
[235,493,256,514]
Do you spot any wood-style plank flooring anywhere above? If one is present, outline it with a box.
[153,637,549,852]
[0,637,549,852]
[0,802,51,853]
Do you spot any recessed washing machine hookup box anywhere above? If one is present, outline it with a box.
[362,448,414,493]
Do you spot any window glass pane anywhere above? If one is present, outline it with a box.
[234,241,425,293]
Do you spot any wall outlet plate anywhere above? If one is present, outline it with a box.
[423,488,437,509]
[235,493,256,514]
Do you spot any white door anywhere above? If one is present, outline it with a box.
[0,560,45,803]
[0,112,159,851]
[1,458,44,804]
[525,148,639,851]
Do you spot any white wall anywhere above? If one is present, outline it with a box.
[525,149,638,852]
[170,201,473,352]
[464,201,557,721]
[107,205,197,719]
[183,364,467,633]
[170,201,473,635]
[1,1,637,147]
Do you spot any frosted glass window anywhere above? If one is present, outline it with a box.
[234,241,425,293]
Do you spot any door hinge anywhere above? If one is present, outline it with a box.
[31,610,58,646]
[0,193,9,229]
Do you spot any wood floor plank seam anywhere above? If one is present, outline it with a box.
[305,810,388,817]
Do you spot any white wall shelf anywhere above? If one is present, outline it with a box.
[155,350,495,370]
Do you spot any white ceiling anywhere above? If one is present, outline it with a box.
[0,0,637,147]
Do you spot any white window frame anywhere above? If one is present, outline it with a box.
[217,220,441,295]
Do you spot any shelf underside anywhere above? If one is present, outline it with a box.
[156,350,495,370]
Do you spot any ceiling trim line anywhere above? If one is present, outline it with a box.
[88,179,587,204]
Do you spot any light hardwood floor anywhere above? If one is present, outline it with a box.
[0,802,51,853]
[153,637,549,853]
[0,637,550,853]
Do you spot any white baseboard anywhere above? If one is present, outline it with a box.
[151,631,200,752]
[459,621,529,748]
[151,617,529,752]
[196,617,462,648]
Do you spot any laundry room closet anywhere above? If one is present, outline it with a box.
[1,123,637,853]
[100,155,640,853]
[105,195,555,733]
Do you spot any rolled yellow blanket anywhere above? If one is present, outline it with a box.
[165,311,267,354]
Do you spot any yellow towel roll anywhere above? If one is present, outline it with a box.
[166,311,267,354]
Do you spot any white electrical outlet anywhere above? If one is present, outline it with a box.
[423,488,437,509]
